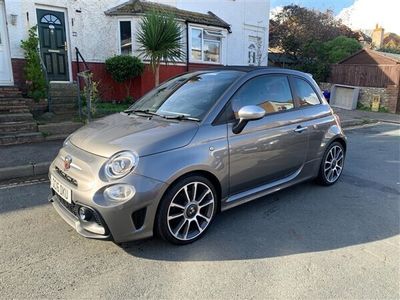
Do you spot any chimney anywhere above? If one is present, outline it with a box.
[371,24,384,49]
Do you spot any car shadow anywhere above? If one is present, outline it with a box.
[120,175,399,261]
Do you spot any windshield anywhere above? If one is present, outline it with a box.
[128,71,243,120]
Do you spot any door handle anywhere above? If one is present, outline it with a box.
[294,125,308,133]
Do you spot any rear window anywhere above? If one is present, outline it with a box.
[292,78,321,106]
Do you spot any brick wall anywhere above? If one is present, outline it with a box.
[319,82,400,113]
[11,58,26,92]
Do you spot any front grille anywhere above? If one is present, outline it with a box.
[55,195,103,227]
[55,166,78,187]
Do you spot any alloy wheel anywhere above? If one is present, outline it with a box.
[167,182,215,241]
[324,145,344,183]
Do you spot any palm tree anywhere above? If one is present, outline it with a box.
[136,11,184,86]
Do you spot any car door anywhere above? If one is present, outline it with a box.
[290,76,333,160]
[227,74,308,195]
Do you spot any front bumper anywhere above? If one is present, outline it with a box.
[49,142,168,243]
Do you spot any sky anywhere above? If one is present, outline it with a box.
[270,0,354,14]
[270,0,399,34]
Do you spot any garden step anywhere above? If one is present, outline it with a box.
[0,132,44,145]
[0,121,37,133]
[50,97,77,104]
[51,104,77,114]
[0,98,32,105]
[49,90,78,97]
[39,121,82,135]
[0,87,22,98]
[0,113,35,123]
[0,105,30,114]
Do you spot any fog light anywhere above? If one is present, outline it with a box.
[104,184,135,203]
[79,206,92,222]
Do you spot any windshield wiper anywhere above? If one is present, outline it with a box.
[124,109,200,122]
[124,109,160,117]
[161,114,201,122]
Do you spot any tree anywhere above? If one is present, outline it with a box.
[297,36,361,81]
[20,26,47,102]
[324,36,362,62]
[136,11,183,86]
[105,55,144,100]
[269,5,357,60]
[269,5,361,81]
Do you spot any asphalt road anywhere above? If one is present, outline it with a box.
[0,123,399,299]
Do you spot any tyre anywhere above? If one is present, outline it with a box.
[316,141,345,186]
[156,175,217,245]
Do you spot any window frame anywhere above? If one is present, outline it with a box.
[117,19,133,55]
[189,25,223,64]
[215,73,300,124]
[289,75,323,108]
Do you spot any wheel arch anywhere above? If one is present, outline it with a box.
[153,169,223,236]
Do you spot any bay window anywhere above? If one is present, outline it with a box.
[190,27,222,63]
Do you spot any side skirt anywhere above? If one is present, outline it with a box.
[221,160,319,211]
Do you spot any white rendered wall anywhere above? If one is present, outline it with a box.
[4,0,124,61]
[5,0,269,65]
[160,0,270,66]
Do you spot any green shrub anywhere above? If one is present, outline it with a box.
[20,26,47,102]
[105,55,144,98]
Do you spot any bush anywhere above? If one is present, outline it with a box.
[105,55,144,98]
[20,26,47,102]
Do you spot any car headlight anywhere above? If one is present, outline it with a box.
[63,134,72,147]
[105,151,138,179]
[104,184,135,203]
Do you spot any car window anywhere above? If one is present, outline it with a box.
[231,75,294,117]
[292,78,321,106]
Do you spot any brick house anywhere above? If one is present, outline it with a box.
[0,0,270,101]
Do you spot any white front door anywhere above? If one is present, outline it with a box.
[0,1,13,85]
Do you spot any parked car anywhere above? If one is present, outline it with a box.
[49,67,346,245]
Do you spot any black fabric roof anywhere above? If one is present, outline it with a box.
[105,0,231,31]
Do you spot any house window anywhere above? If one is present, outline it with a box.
[248,44,256,65]
[40,14,61,25]
[119,20,132,55]
[190,27,222,63]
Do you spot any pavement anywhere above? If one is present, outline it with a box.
[0,109,399,182]
[0,123,399,299]
[333,107,400,127]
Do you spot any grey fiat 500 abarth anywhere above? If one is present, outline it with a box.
[49,67,346,245]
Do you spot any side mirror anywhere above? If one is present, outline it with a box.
[232,105,265,134]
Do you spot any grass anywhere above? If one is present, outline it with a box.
[82,101,131,119]
[357,102,389,113]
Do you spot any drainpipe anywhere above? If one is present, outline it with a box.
[185,21,189,72]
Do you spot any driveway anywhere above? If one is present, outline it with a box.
[0,123,399,299]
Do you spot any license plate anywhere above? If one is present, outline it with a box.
[51,175,72,203]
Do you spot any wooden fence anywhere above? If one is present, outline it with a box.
[329,64,400,88]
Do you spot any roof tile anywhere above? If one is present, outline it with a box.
[105,0,231,30]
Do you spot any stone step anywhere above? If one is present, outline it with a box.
[0,105,30,114]
[0,98,32,105]
[0,87,22,98]
[0,132,44,146]
[51,104,77,114]
[50,97,77,104]
[0,113,35,123]
[39,121,82,135]
[0,121,38,133]
[49,90,78,97]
